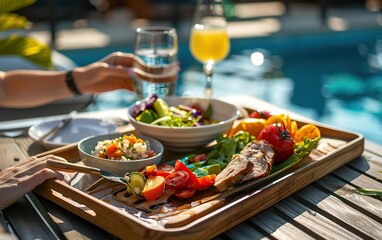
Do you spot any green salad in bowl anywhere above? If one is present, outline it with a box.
[127,94,240,152]
[131,94,219,127]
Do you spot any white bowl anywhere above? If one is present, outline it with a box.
[127,97,240,152]
[78,133,164,176]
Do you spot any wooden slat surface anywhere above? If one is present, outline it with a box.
[218,143,382,240]
[272,197,361,240]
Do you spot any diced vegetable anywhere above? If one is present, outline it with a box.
[95,134,156,161]
[156,164,175,178]
[175,160,201,189]
[196,174,216,190]
[140,164,157,177]
[187,161,205,172]
[193,167,209,178]
[106,143,119,156]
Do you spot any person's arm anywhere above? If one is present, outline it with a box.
[0,70,72,107]
[0,52,135,108]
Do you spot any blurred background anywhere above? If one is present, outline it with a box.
[3,0,382,143]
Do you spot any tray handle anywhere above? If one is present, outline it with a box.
[164,198,225,228]
[34,179,142,233]
[46,159,98,175]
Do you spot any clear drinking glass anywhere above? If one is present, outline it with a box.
[133,27,178,99]
[190,0,230,97]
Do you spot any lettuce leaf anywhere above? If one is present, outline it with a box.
[206,131,256,169]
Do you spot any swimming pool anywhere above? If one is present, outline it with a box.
[62,28,382,144]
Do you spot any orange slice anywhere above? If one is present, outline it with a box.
[226,118,265,138]
[280,113,292,131]
[264,114,295,132]
[295,124,321,142]
[264,115,285,127]
[142,175,165,201]
[226,120,246,138]
[241,118,265,137]
[290,120,298,138]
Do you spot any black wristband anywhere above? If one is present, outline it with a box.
[65,71,82,95]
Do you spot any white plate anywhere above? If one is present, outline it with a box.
[28,118,117,149]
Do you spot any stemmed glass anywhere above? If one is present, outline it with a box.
[189,0,230,97]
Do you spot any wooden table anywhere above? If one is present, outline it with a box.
[1,95,381,240]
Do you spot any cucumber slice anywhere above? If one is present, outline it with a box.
[136,109,155,123]
[125,172,146,196]
[153,98,170,118]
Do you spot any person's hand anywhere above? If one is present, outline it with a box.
[0,155,66,210]
[73,52,136,94]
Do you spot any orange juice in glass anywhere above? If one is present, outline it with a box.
[190,26,230,64]
[190,0,229,97]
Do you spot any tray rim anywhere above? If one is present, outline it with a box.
[34,119,365,240]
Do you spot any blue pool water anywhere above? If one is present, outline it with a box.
[62,28,382,144]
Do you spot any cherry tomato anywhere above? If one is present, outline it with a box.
[165,170,189,189]
[196,174,216,190]
[249,110,272,119]
[156,164,175,178]
[142,175,165,201]
[174,188,196,199]
[174,160,201,189]
[257,123,295,164]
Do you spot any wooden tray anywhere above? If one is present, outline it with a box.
[34,120,364,240]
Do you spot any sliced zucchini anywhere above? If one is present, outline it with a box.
[125,172,146,197]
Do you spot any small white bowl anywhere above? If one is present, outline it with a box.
[127,97,240,152]
[78,133,164,176]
